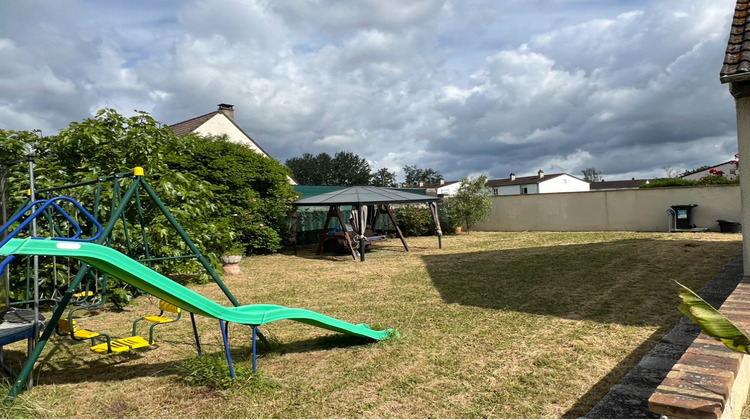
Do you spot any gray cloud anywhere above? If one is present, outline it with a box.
[0,0,740,182]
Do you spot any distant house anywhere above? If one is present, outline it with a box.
[170,104,271,157]
[486,171,590,196]
[679,160,739,181]
[422,180,461,197]
[590,179,649,191]
[170,103,296,184]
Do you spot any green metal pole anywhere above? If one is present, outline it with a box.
[93,179,102,221]
[138,177,240,307]
[7,179,143,402]
[7,265,91,401]
[135,188,153,268]
[112,176,135,257]
[32,171,136,196]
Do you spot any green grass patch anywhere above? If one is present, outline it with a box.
[0,231,741,418]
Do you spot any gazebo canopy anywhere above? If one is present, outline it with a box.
[292,186,439,207]
[291,186,442,261]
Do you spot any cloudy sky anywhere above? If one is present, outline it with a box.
[0,0,741,182]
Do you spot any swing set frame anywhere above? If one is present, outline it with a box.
[0,160,248,401]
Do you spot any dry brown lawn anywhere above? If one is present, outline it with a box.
[0,231,742,418]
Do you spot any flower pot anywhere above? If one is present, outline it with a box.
[220,255,243,265]
[223,263,241,275]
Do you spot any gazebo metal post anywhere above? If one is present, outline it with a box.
[315,207,335,255]
[316,206,358,260]
[335,206,358,260]
[384,204,409,252]
[356,205,366,262]
[429,202,443,249]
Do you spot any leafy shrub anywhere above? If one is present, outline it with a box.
[444,175,492,233]
[0,109,296,303]
[641,176,738,188]
[699,174,738,185]
[165,134,297,255]
[394,205,434,236]
[640,178,701,188]
[243,224,282,255]
[438,208,460,234]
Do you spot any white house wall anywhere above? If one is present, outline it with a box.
[538,175,590,193]
[192,115,269,158]
[436,183,461,197]
[681,161,739,181]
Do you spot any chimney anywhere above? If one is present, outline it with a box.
[439,179,445,185]
[510,173,516,181]
[218,103,235,121]
[538,169,544,179]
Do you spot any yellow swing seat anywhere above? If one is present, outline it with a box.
[57,319,100,340]
[142,315,175,323]
[132,300,182,344]
[90,336,150,354]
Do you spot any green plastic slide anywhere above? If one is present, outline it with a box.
[0,238,396,341]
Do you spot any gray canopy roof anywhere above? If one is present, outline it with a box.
[293,186,440,206]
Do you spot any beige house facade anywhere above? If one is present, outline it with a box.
[170,104,296,185]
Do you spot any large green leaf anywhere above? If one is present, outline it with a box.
[676,281,750,354]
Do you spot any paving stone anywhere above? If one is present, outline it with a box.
[586,389,659,419]
[660,324,701,346]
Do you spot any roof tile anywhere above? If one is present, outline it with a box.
[721,0,750,81]
[169,111,219,136]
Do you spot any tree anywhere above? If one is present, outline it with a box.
[371,168,398,187]
[0,129,37,163]
[286,153,331,185]
[330,151,371,186]
[663,165,679,179]
[581,167,602,183]
[0,108,296,302]
[403,165,443,187]
[285,151,371,186]
[444,174,493,233]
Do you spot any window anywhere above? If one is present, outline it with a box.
[520,187,528,194]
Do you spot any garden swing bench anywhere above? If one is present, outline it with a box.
[291,186,443,261]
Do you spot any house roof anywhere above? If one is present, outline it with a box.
[293,186,438,206]
[422,181,460,189]
[170,111,218,136]
[485,173,567,188]
[590,179,648,190]
[169,108,272,158]
[721,0,750,83]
